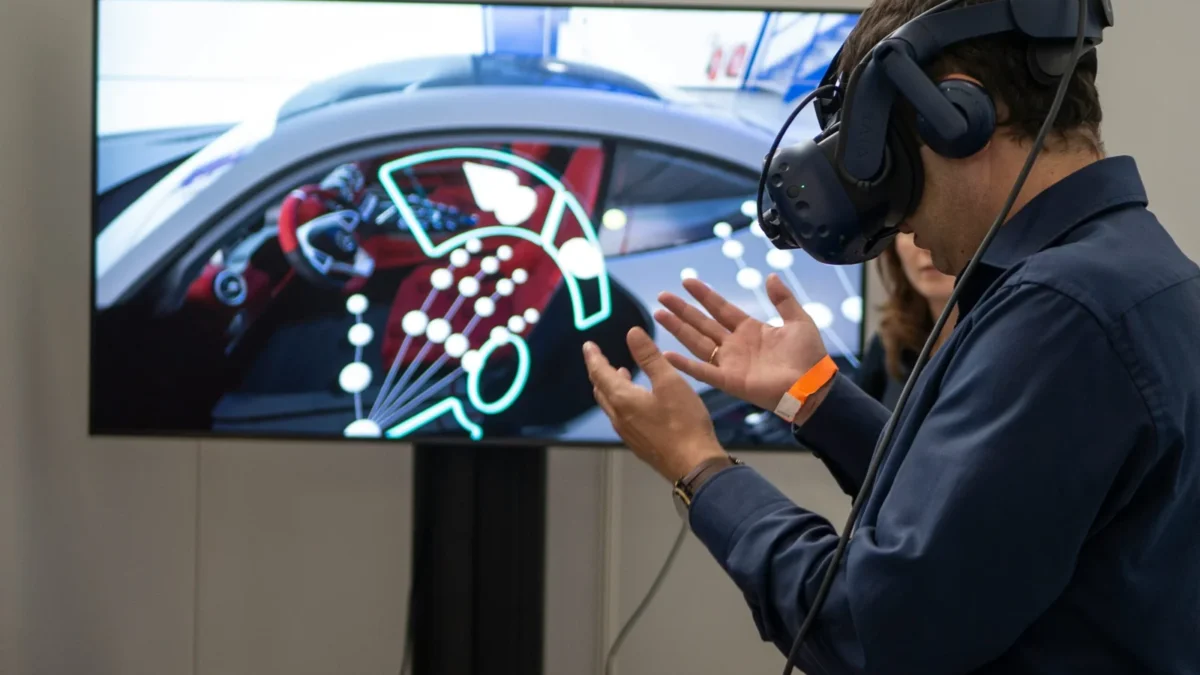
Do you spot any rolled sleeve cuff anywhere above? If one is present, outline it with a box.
[687,465,791,561]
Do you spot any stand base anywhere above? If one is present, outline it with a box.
[410,443,546,675]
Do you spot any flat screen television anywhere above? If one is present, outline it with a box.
[91,0,863,447]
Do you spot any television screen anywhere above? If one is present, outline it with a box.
[92,0,863,447]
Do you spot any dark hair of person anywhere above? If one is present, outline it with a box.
[839,0,1104,154]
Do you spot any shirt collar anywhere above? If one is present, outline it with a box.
[955,156,1148,315]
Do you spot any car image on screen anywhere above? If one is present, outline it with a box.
[93,50,863,446]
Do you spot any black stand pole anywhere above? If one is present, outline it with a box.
[410,443,547,675]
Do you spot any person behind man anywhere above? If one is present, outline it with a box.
[582,0,1200,673]
[857,233,957,408]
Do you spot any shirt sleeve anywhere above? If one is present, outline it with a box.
[689,282,1150,675]
[792,371,891,499]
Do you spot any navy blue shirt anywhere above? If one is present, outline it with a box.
[689,157,1200,674]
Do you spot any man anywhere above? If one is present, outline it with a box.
[583,0,1200,673]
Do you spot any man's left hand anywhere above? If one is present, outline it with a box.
[583,327,727,481]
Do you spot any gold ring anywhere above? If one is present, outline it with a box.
[708,345,720,365]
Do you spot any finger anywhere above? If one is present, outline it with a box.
[766,274,808,323]
[664,351,723,388]
[626,327,678,386]
[617,367,632,381]
[681,278,751,332]
[653,308,719,362]
[657,292,727,343]
[593,385,619,422]
[583,342,632,395]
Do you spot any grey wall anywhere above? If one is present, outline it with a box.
[1,0,1197,674]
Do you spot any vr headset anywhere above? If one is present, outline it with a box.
[759,0,1114,265]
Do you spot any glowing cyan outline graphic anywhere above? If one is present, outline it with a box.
[385,397,483,441]
[371,147,611,440]
[467,331,532,415]
[376,147,612,331]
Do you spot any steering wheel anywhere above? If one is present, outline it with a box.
[278,190,376,289]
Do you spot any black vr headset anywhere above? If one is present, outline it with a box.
[758,0,1114,266]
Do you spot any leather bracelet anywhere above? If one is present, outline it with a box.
[673,455,742,512]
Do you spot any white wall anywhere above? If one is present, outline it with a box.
[3,1,1198,675]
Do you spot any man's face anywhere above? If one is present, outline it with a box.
[902,139,993,277]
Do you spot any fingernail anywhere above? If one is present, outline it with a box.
[582,342,596,354]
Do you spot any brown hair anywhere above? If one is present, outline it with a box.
[877,241,958,380]
[839,0,1104,153]
[876,241,934,381]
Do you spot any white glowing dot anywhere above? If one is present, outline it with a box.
[741,200,757,218]
[803,302,835,330]
[602,208,628,230]
[680,267,698,281]
[481,256,500,274]
[745,411,768,425]
[523,308,540,324]
[736,267,764,290]
[766,249,795,270]
[750,221,767,238]
[346,294,368,314]
[348,323,374,347]
[497,245,513,261]
[721,239,745,259]
[465,237,483,254]
[450,248,470,268]
[841,296,864,323]
[713,222,733,239]
[444,333,469,358]
[768,316,785,327]
[402,310,429,337]
[430,268,453,291]
[474,297,496,318]
[558,237,604,280]
[458,276,480,298]
[508,316,527,333]
[461,350,483,373]
[490,325,511,342]
[344,418,382,438]
[339,362,372,394]
[496,279,515,296]
[426,318,451,344]
[512,268,528,284]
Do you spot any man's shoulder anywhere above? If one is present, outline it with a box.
[1010,206,1200,328]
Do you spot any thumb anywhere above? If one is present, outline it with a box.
[766,274,808,324]
[626,327,675,385]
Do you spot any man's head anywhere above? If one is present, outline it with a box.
[840,0,1105,274]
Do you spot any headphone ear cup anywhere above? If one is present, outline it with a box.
[916,80,996,159]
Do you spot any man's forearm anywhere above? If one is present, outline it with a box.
[792,373,890,497]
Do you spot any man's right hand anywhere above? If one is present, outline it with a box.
[654,274,830,416]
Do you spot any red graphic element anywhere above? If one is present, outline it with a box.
[707,47,724,81]
[727,44,748,78]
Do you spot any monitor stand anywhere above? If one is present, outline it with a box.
[409,442,546,675]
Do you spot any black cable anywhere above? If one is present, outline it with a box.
[779,1,1090,672]
[603,521,690,675]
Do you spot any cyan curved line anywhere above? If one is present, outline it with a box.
[384,397,483,441]
[376,147,612,330]
[466,331,532,415]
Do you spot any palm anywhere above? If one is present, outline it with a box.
[655,275,827,412]
[711,316,822,410]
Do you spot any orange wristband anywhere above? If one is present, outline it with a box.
[773,355,839,422]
